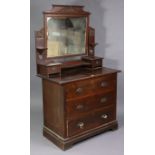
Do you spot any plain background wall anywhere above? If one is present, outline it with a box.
[30,0,124,105]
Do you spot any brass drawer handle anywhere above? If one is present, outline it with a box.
[101,81,108,87]
[100,97,107,103]
[76,104,84,110]
[77,122,84,129]
[101,114,108,119]
[76,87,83,94]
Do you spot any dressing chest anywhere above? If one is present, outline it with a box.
[35,4,120,150]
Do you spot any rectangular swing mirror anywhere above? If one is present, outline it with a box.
[46,16,87,58]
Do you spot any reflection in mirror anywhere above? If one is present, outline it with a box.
[47,17,86,57]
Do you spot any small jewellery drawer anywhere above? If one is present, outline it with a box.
[67,106,116,137]
[82,56,102,68]
[47,65,61,74]
[91,59,102,68]
[64,74,116,99]
[67,91,116,118]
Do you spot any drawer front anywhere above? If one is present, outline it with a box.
[64,74,116,100]
[48,66,61,74]
[92,59,102,68]
[67,91,116,118]
[67,106,116,137]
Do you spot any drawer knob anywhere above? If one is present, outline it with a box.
[96,61,100,65]
[52,67,56,71]
[76,87,83,94]
[101,114,108,119]
[101,81,108,87]
[76,104,84,110]
[100,97,107,103]
[77,122,84,129]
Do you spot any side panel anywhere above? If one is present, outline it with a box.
[42,79,65,137]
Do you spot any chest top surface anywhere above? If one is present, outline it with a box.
[39,67,120,84]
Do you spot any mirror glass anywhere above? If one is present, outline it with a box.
[46,17,86,57]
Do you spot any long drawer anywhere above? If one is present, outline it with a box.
[64,74,116,100]
[66,91,116,118]
[67,106,116,137]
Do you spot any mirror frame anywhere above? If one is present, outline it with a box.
[43,5,90,60]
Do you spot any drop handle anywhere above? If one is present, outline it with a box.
[76,104,84,110]
[101,81,108,87]
[101,114,108,119]
[77,122,85,129]
[76,87,83,94]
[100,97,107,103]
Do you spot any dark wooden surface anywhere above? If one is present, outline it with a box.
[42,80,66,137]
[38,67,120,84]
[66,91,116,118]
[67,105,116,137]
[41,67,119,150]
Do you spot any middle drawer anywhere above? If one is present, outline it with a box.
[66,91,116,119]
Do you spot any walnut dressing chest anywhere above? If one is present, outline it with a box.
[35,5,120,150]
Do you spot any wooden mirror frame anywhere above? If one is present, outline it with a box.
[43,5,90,61]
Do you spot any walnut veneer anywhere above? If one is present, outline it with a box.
[39,67,119,150]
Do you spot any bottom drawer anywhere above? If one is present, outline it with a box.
[67,106,116,137]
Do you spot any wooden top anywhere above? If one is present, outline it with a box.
[82,56,103,60]
[37,67,120,84]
